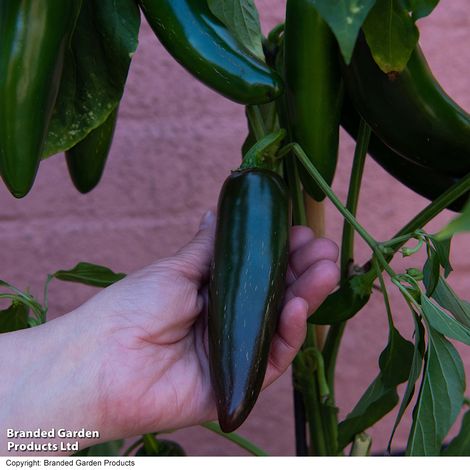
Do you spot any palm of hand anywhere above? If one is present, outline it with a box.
[81,223,339,440]
[93,262,215,438]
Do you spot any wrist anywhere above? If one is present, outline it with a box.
[0,310,110,455]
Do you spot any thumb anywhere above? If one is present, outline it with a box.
[171,210,216,282]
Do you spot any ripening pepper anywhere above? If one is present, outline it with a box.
[341,94,468,213]
[342,34,470,177]
[65,107,118,194]
[209,169,289,432]
[138,0,283,105]
[0,0,82,197]
[284,0,343,201]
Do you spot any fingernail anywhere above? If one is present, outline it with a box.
[200,210,215,229]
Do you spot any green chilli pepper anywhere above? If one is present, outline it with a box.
[0,0,82,197]
[284,0,343,201]
[342,34,470,177]
[138,0,283,105]
[66,107,118,194]
[209,169,289,432]
[341,95,468,213]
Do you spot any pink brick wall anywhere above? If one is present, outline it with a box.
[0,0,468,456]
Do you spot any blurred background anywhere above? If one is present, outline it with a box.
[0,0,468,456]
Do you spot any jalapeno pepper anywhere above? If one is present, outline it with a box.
[209,168,289,432]
[342,34,470,177]
[284,0,343,201]
[66,107,118,194]
[138,0,283,105]
[0,0,82,197]
[341,95,468,213]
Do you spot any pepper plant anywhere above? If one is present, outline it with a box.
[1,0,470,457]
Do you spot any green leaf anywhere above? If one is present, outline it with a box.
[388,313,425,452]
[0,301,29,334]
[379,327,415,386]
[406,324,465,455]
[338,326,414,449]
[74,440,124,457]
[421,295,470,346]
[429,236,452,277]
[310,276,371,324]
[402,0,440,20]
[53,262,126,288]
[362,0,419,72]
[338,382,398,450]
[442,410,470,456]
[207,0,264,60]
[42,0,140,157]
[432,277,470,328]
[437,199,470,240]
[423,250,440,296]
[311,0,377,63]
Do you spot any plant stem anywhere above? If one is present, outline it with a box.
[246,105,266,140]
[391,278,421,310]
[143,433,160,454]
[123,438,144,456]
[305,374,328,456]
[373,257,394,329]
[302,328,328,456]
[360,172,470,289]
[283,138,308,455]
[380,232,420,248]
[201,422,268,456]
[285,155,307,226]
[394,171,470,240]
[322,119,370,456]
[340,120,371,277]
[285,155,328,454]
[350,433,372,456]
[286,143,378,252]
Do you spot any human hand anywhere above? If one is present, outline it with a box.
[0,211,339,454]
[82,211,339,440]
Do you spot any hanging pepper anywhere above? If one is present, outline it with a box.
[284,0,343,201]
[341,95,468,213]
[138,0,282,105]
[209,168,289,432]
[342,34,470,177]
[0,0,82,197]
[66,107,118,194]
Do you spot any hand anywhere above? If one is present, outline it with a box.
[0,212,339,454]
[85,211,339,439]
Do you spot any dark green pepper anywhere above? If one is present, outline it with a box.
[65,107,118,194]
[209,169,289,432]
[138,0,282,105]
[284,0,343,201]
[0,0,82,197]
[342,34,470,177]
[341,95,468,213]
